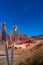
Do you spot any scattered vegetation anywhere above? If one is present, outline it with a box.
[13,45,43,65]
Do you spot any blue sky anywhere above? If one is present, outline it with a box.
[0,0,43,36]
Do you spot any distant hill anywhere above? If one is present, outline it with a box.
[0,34,29,41]
[0,34,43,41]
[32,35,43,40]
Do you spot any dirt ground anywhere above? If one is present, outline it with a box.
[0,40,43,65]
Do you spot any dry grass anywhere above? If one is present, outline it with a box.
[13,45,43,65]
[0,40,43,65]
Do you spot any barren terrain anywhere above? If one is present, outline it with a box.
[0,36,43,65]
